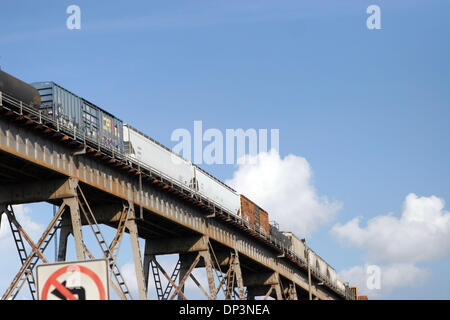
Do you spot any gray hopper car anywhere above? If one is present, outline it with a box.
[270,224,290,249]
[283,231,342,295]
[123,124,242,217]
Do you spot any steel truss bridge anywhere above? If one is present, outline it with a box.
[0,91,354,301]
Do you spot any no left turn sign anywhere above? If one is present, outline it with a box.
[36,259,109,300]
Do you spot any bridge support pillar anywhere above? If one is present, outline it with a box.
[143,239,152,294]
[0,177,86,261]
[177,253,194,300]
[57,211,72,262]
[220,249,246,300]
[65,196,85,261]
[244,272,284,300]
[274,278,283,300]
[126,201,147,300]
[142,235,227,300]
[282,281,298,300]
[289,282,298,300]
[199,248,217,300]
[232,250,246,300]
[0,178,139,300]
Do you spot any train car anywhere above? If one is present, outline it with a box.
[284,236,339,289]
[316,255,328,279]
[97,104,123,152]
[32,81,124,153]
[193,165,241,217]
[308,248,337,286]
[270,224,290,249]
[123,124,194,188]
[328,265,338,288]
[259,208,269,235]
[282,232,307,262]
[307,249,317,272]
[33,81,82,131]
[350,286,358,299]
[0,70,41,107]
[281,231,343,291]
[123,124,241,217]
[240,195,270,235]
[336,279,346,294]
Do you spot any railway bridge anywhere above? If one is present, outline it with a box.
[0,91,352,301]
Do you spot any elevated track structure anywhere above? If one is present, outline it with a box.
[0,91,354,301]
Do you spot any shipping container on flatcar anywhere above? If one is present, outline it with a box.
[123,124,194,188]
[282,232,307,263]
[32,82,124,153]
[193,165,241,217]
[0,70,41,107]
[239,195,270,235]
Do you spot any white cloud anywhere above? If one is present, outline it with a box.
[380,264,428,292]
[12,205,43,240]
[0,205,44,249]
[338,263,429,298]
[0,214,9,241]
[331,193,450,264]
[120,261,139,298]
[226,150,341,237]
[331,193,450,297]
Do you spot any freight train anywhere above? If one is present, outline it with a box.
[0,69,355,299]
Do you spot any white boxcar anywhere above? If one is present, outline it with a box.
[193,165,241,217]
[282,232,306,262]
[123,124,194,188]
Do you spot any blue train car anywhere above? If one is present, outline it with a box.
[32,81,124,154]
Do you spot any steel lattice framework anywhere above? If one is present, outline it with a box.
[0,91,354,300]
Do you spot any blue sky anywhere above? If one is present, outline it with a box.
[0,0,449,299]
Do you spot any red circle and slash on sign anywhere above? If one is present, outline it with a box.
[41,265,106,300]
